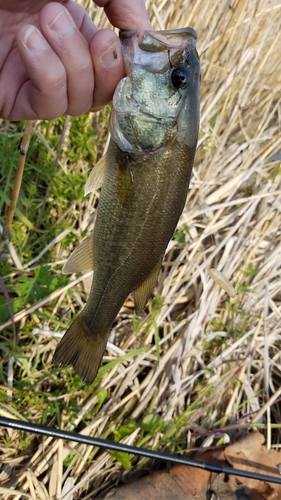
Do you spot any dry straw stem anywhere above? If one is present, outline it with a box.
[0,121,33,251]
[1,0,281,498]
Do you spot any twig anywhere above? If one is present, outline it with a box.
[0,120,33,251]
[264,282,271,450]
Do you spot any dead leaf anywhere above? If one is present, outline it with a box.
[105,433,281,500]
[106,464,211,499]
[225,431,281,500]
[106,450,243,499]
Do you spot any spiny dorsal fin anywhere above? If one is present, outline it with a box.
[84,153,107,196]
[62,233,94,274]
[133,261,162,313]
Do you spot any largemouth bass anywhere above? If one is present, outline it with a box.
[53,27,200,385]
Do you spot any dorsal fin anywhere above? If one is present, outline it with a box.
[84,154,107,195]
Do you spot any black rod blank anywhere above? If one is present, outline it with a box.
[1,416,281,485]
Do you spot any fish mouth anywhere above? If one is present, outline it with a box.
[119,27,198,75]
[120,27,198,41]
[111,27,200,153]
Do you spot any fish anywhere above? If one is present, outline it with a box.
[53,27,201,385]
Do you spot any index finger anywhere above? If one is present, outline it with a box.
[93,0,152,30]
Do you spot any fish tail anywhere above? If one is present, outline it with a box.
[53,313,108,385]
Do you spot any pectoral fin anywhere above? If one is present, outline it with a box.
[62,233,94,274]
[84,153,107,195]
[133,262,161,313]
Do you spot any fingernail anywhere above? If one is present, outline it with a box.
[23,26,45,52]
[47,9,75,36]
[100,42,120,68]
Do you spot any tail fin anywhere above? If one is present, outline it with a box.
[53,313,108,385]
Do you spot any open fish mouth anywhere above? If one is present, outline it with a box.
[119,27,198,75]
[111,27,200,154]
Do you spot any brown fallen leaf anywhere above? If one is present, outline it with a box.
[105,450,249,500]
[106,463,212,500]
[225,431,281,500]
[105,433,281,500]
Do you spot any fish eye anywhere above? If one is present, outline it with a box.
[170,67,190,89]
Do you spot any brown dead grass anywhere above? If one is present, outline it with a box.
[1,0,281,498]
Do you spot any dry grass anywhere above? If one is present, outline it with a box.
[1,0,281,498]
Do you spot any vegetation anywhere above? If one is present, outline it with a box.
[0,0,281,498]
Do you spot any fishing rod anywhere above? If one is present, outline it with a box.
[1,416,281,485]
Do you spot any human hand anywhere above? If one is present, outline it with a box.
[0,0,151,120]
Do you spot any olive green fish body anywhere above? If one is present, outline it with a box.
[85,137,196,323]
[53,28,200,385]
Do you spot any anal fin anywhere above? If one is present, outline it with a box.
[133,261,161,313]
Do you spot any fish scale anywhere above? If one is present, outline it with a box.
[86,140,195,321]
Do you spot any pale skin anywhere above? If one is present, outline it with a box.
[0,0,151,120]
